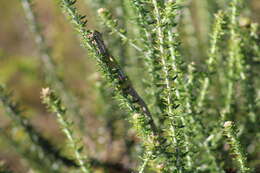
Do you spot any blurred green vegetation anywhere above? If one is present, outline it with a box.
[0,0,259,172]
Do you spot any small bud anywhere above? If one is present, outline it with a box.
[97,8,107,15]
[41,88,50,98]
[224,121,232,128]
[133,113,140,120]
[239,17,251,27]
[156,163,165,169]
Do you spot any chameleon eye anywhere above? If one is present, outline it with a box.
[118,70,126,81]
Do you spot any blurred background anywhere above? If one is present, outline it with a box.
[0,0,259,172]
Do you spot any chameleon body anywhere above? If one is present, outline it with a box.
[88,31,157,134]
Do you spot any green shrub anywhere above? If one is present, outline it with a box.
[0,0,259,172]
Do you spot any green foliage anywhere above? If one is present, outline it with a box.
[0,0,259,172]
[223,121,251,173]
[21,0,86,133]
[98,8,142,52]
[0,85,78,170]
[41,88,91,173]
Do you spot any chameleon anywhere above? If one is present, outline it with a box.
[88,31,157,133]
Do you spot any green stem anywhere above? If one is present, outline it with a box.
[223,121,251,173]
[20,0,86,132]
[41,88,91,173]
[197,11,225,110]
